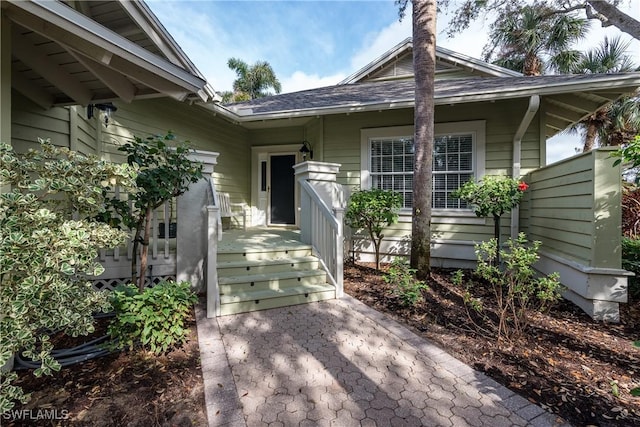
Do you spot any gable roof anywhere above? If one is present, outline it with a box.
[219,73,640,138]
[3,0,216,108]
[339,38,522,84]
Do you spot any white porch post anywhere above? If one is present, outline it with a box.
[176,150,219,293]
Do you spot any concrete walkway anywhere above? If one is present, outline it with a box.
[197,296,570,427]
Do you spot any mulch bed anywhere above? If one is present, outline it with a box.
[344,261,640,427]
[6,309,206,427]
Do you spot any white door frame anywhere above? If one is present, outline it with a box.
[251,144,303,227]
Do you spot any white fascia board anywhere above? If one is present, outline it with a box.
[339,38,413,84]
[435,46,523,77]
[8,0,207,98]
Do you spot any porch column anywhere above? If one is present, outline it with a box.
[177,150,219,293]
[293,161,344,242]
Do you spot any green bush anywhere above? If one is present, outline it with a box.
[384,259,428,306]
[108,281,197,354]
[622,237,640,299]
[467,233,563,342]
[346,189,402,270]
[0,140,136,413]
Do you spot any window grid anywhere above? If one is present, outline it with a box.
[370,133,473,209]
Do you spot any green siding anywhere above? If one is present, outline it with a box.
[11,91,70,152]
[103,99,251,204]
[520,148,622,268]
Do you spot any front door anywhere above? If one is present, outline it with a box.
[269,154,296,225]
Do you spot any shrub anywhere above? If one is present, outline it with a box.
[0,140,136,413]
[384,259,428,306]
[345,189,402,270]
[104,132,203,292]
[108,281,197,354]
[622,237,640,299]
[452,176,528,262]
[465,233,563,342]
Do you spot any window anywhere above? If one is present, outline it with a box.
[361,121,485,210]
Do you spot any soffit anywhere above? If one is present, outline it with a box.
[4,0,210,109]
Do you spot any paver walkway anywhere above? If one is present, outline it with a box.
[197,296,570,427]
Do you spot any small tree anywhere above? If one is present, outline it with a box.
[345,189,402,270]
[0,140,137,412]
[453,176,528,262]
[107,132,203,292]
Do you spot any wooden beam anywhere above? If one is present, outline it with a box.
[12,32,92,105]
[546,116,571,132]
[543,102,586,124]
[65,46,136,103]
[547,94,604,115]
[109,56,190,101]
[11,64,54,109]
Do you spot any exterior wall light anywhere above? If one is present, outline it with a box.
[299,140,313,161]
[87,103,118,127]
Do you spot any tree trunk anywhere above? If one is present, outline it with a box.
[583,121,598,152]
[410,0,437,280]
[586,0,640,40]
[494,214,501,265]
[131,217,144,284]
[137,206,153,293]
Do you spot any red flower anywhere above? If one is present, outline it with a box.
[518,182,529,191]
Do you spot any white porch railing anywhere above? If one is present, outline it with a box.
[299,180,344,297]
[93,187,177,290]
[206,177,221,318]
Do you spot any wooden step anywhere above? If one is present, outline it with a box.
[219,269,327,294]
[217,245,313,262]
[218,284,336,316]
[217,256,319,277]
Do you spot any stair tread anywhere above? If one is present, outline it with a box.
[218,269,326,285]
[220,283,335,304]
[217,256,318,268]
[218,244,312,254]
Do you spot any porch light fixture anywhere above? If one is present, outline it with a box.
[299,140,313,161]
[87,103,118,127]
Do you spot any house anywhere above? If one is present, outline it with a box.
[2,1,639,321]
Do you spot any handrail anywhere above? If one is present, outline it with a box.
[299,180,344,297]
[208,177,223,240]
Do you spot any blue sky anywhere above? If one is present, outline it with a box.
[147,0,640,163]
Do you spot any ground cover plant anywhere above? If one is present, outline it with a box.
[345,262,640,426]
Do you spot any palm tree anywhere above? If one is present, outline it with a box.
[483,3,588,75]
[569,37,639,151]
[222,58,282,103]
[409,0,437,279]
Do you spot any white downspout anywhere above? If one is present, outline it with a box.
[511,95,540,240]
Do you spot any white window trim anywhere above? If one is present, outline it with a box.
[360,121,486,214]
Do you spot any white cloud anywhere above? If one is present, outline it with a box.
[349,17,412,71]
[547,134,583,164]
[281,71,346,93]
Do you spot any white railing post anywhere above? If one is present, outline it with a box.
[333,206,344,297]
[294,161,345,295]
[206,205,220,318]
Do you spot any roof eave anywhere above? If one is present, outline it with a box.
[6,0,209,102]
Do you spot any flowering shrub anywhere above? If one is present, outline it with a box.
[452,176,528,218]
[452,176,529,259]
[0,140,137,413]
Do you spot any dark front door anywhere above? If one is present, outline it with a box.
[270,154,296,225]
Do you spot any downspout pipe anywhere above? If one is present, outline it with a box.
[511,95,540,240]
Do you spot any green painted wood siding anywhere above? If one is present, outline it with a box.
[320,99,541,251]
[101,99,251,205]
[520,148,622,268]
[11,92,70,152]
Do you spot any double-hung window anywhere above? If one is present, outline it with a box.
[361,121,485,211]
